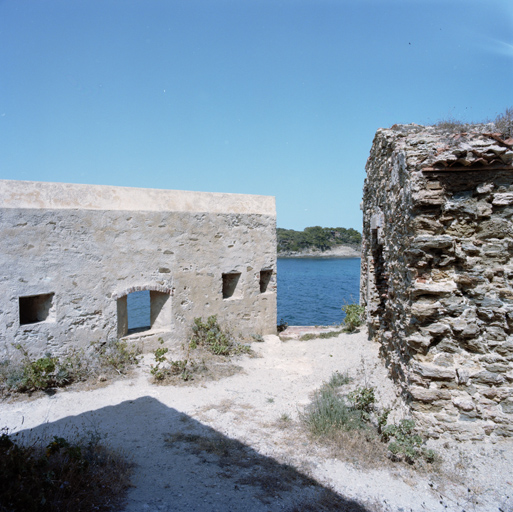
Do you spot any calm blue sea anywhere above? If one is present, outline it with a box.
[277,257,361,326]
[127,258,361,329]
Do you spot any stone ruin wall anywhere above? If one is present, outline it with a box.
[361,125,513,440]
[0,180,277,359]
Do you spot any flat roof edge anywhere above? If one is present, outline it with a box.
[0,180,276,216]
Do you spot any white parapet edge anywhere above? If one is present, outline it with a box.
[0,180,276,216]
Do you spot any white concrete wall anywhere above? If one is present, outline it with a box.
[0,180,277,357]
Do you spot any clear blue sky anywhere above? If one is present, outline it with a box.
[1,0,512,231]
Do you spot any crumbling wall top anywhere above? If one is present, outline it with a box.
[373,124,513,173]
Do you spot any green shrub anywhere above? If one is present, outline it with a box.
[191,315,231,355]
[300,330,342,341]
[190,315,250,356]
[150,319,251,384]
[150,340,192,382]
[341,304,365,332]
[433,117,469,132]
[302,375,435,467]
[303,390,361,436]
[5,346,65,392]
[381,418,434,464]
[348,386,375,413]
[1,340,141,396]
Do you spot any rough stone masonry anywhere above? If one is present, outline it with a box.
[361,124,513,440]
[0,180,277,359]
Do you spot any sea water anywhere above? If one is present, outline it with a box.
[277,257,361,326]
[126,258,361,329]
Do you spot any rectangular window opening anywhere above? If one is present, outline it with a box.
[259,269,273,293]
[222,272,241,299]
[118,289,172,338]
[19,293,55,325]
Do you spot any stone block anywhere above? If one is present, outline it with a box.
[471,371,505,386]
[413,362,455,380]
[492,193,513,206]
[426,322,452,336]
[455,368,470,385]
[495,341,513,357]
[411,301,440,321]
[412,280,457,297]
[495,424,513,436]
[412,189,445,206]
[440,296,468,316]
[500,399,513,414]
[406,333,432,351]
[452,396,474,411]
[433,413,458,423]
[454,274,483,289]
[410,387,451,402]
[478,218,513,239]
[481,388,513,401]
[485,363,511,373]
[412,235,454,249]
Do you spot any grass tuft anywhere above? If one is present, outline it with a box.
[495,106,513,137]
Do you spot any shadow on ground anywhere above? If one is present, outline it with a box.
[15,396,373,512]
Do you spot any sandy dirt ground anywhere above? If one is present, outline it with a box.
[1,328,512,512]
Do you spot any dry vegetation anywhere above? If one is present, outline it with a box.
[149,315,254,385]
[0,428,133,512]
[0,340,141,398]
[300,371,436,470]
[432,106,513,136]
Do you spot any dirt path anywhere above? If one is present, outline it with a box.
[2,329,512,511]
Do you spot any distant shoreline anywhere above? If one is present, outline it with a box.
[278,245,361,259]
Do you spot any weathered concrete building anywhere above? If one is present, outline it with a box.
[361,124,513,440]
[0,180,277,358]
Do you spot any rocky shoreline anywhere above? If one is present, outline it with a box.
[278,244,361,259]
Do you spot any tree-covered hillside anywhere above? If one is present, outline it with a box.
[277,226,362,253]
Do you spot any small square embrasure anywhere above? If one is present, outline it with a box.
[259,269,273,293]
[19,293,55,325]
[222,272,241,299]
